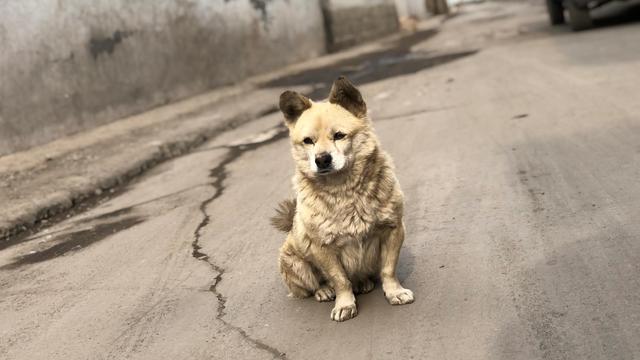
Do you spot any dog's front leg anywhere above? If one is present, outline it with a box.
[310,243,357,322]
[380,223,415,305]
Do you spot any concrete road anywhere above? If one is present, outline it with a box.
[3,2,640,359]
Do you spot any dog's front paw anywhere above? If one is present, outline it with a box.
[331,293,357,322]
[331,302,357,322]
[384,287,414,305]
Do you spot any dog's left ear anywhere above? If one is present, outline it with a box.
[329,76,366,118]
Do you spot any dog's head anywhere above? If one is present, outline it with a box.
[279,77,375,178]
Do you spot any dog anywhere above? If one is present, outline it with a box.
[272,76,414,322]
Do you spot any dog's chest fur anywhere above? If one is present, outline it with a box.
[294,150,401,248]
[307,196,377,245]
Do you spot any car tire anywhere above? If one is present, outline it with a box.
[567,1,593,31]
[546,0,565,25]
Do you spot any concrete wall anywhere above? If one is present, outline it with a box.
[0,0,326,156]
[321,0,399,52]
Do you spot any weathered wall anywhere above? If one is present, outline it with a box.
[0,0,326,156]
[322,0,399,52]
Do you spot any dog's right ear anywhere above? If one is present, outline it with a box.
[279,91,311,125]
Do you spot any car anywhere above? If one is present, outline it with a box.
[546,0,595,30]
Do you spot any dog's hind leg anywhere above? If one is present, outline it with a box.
[314,285,335,302]
[354,278,375,294]
[279,241,320,298]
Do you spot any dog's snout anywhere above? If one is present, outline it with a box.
[315,153,333,170]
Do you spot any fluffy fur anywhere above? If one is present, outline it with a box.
[271,199,296,233]
[273,76,414,322]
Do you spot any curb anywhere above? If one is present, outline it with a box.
[0,102,279,242]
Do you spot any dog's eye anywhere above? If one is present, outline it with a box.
[333,132,346,140]
[303,137,314,145]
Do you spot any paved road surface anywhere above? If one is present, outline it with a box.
[3,2,640,359]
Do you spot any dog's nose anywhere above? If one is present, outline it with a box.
[315,153,333,170]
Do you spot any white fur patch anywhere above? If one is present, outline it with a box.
[307,147,318,173]
[331,151,346,171]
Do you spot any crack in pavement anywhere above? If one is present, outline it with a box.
[191,124,288,359]
[189,111,444,357]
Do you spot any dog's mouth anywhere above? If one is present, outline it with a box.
[316,166,348,176]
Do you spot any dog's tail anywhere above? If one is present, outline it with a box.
[270,199,296,233]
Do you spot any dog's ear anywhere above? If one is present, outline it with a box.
[329,76,366,118]
[279,91,311,125]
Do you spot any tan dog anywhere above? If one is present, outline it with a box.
[272,77,414,322]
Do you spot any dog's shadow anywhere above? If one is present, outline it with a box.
[396,246,416,285]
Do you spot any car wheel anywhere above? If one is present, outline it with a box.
[567,1,593,31]
[546,0,565,25]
